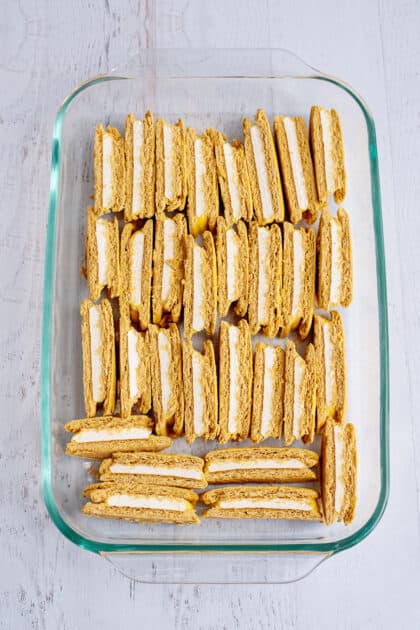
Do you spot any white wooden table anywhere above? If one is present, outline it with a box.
[0,1,418,627]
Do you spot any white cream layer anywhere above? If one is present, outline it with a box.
[226,228,240,302]
[292,356,305,439]
[194,138,206,217]
[96,219,108,285]
[192,353,205,436]
[250,125,273,220]
[283,117,308,209]
[218,498,313,511]
[320,109,335,193]
[158,331,172,415]
[323,323,335,409]
[257,227,270,325]
[107,494,189,511]
[291,230,305,320]
[330,219,342,304]
[207,458,306,473]
[334,424,345,514]
[127,328,140,399]
[132,119,144,215]
[109,463,202,480]
[89,305,104,402]
[73,426,151,443]
[102,132,113,207]
[223,143,241,219]
[161,219,176,304]
[260,347,275,437]
[130,230,145,306]
[227,326,241,434]
[163,123,175,200]
[192,245,206,331]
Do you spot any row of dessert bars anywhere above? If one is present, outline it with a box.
[87,209,352,335]
[94,107,345,231]
[76,305,345,445]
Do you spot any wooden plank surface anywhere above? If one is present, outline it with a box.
[0,0,417,627]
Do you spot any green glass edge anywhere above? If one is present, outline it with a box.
[41,73,389,556]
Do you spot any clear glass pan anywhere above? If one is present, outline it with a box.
[41,49,389,583]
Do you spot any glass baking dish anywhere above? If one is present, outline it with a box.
[41,49,389,583]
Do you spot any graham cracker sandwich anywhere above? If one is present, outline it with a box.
[80,299,116,418]
[155,117,187,213]
[280,222,316,340]
[243,109,285,224]
[321,419,357,525]
[83,482,199,525]
[201,485,321,521]
[119,318,151,417]
[248,221,282,337]
[216,216,249,318]
[314,311,347,430]
[250,342,285,442]
[283,341,316,446]
[120,220,153,330]
[85,205,120,302]
[186,127,219,236]
[211,129,252,226]
[317,208,353,310]
[203,446,319,484]
[124,111,155,221]
[65,415,171,459]
[218,320,253,443]
[149,323,184,437]
[309,106,346,207]
[99,452,206,489]
[152,213,186,325]
[183,339,218,443]
[274,115,318,224]
[94,124,125,215]
[183,231,217,338]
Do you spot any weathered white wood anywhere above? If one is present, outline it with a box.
[0,0,418,627]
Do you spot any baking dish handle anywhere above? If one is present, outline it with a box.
[102,551,331,584]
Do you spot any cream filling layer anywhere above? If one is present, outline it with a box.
[227,326,241,434]
[89,305,104,402]
[218,498,313,511]
[192,353,205,436]
[292,357,305,439]
[250,126,273,220]
[334,424,345,514]
[320,109,334,193]
[109,463,202,480]
[223,143,241,219]
[96,219,108,285]
[107,494,190,511]
[260,347,275,437]
[102,132,113,207]
[132,119,144,215]
[283,117,308,209]
[158,332,172,415]
[330,219,342,304]
[127,328,140,399]
[192,245,206,331]
[257,228,270,325]
[163,123,175,199]
[207,458,306,473]
[323,324,335,409]
[161,219,176,304]
[73,426,151,443]
[194,138,206,217]
[130,231,144,306]
[291,230,305,320]
[226,228,240,302]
